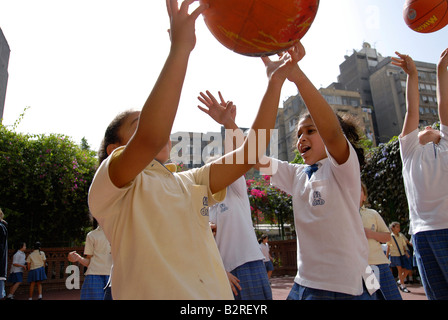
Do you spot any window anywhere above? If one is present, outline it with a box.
[288,118,297,132]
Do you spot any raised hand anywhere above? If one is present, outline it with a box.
[261,41,305,83]
[166,0,208,53]
[437,48,448,126]
[198,90,236,128]
[438,48,448,71]
[391,51,417,76]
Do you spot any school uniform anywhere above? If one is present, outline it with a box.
[26,250,47,282]
[88,146,232,300]
[80,226,112,300]
[387,233,413,270]
[270,142,374,299]
[360,207,402,300]
[209,176,272,300]
[399,125,448,299]
[8,250,26,283]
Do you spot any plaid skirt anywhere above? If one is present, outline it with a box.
[80,275,110,300]
[27,267,47,282]
[230,260,272,300]
[376,264,402,300]
[412,228,448,300]
[286,282,378,300]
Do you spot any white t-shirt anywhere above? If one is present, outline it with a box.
[399,125,448,235]
[270,144,369,296]
[209,176,265,272]
[88,147,232,300]
[260,242,270,262]
[10,250,26,274]
[83,226,113,276]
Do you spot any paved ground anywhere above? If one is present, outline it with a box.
[8,275,427,300]
[270,276,427,300]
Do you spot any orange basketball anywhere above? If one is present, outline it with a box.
[403,0,448,33]
[199,0,320,56]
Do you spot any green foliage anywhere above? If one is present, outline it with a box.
[246,176,294,239]
[0,122,98,247]
[361,137,409,232]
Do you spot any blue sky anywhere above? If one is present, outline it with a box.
[1,0,447,151]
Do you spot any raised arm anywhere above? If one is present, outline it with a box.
[391,52,419,137]
[208,44,301,194]
[198,90,242,153]
[198,90,273,173]
[437,48,448,126]
[109,0,207,188]
[287,43,348,165]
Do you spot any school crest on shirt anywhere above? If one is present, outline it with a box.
[312,191,325,206]
[218,202,229,213]
[201,196,209,216]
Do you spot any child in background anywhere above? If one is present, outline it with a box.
[393,49,448,299]
[26,242,46,300]
[68,219,112,300]
[259,42,377,300]
[6,242,27,299]
[198,90,272,300]
[360,183,402,300]
[88,0,300,299]
[386,222,413,293]
[259,235,274,280]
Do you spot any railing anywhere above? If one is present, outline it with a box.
[269,239,297,276]
[6,247,85,294]
[5,241,297,295]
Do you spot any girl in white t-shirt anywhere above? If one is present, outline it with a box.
[199,91,272,300]
[393,49,448,300]
[260,43,376,300]
[6,242,27,299]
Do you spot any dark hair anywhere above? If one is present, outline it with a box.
[298,111,366,168]
[258,234,268,244]
[15,242,26,252]
[34,241,41,250]
[98,110,135,164]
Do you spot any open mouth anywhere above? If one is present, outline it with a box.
[300,145,311,156]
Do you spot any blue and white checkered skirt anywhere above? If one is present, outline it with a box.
[80,275,110,300]
[230,260,272,300]
[376,263,402,300]
[27,267,47,282]
[286,282,378,300]
[412,228,448,300]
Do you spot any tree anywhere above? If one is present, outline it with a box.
[0,123,98,247]
[361,136,409,232]
[246,176,294,240]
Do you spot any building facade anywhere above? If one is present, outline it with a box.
[337,42,438,144]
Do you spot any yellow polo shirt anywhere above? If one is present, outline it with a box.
[27,250,46,270]
[83,226,112,276]
[360,207,391,265]
[88,147,231,300]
